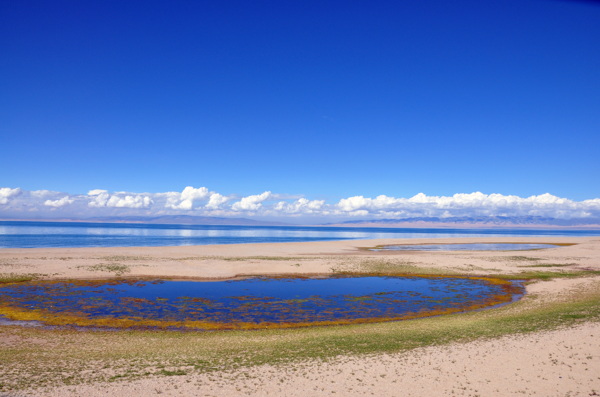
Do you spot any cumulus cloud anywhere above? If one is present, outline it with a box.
[232,191,272,211]
[106,195,153,208]
[87,190,110,207]
[44,196,74,208]
[0,187,21,204]
[165,186,210,210]
[274,198,325,214]
[88,189,152,208]
[2,187,600,221]
[30,190,56,198]
[206,193,229,209]
[335,192,600,219]
[88,189,108,196]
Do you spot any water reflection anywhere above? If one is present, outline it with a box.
[0,276,524,330]
[0,221,597,249]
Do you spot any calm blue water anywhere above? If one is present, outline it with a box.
[0,276,523,327]
[1,221,599,249]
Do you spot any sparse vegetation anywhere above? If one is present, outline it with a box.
[330,258,457,275]
[505,256,542,261]
[494,269,600,281]
[486,256,542,262]
[0,259,18,267]
[100,256,150,262]
[0,275,598,392]
[518,263,576,268]
[179,256,310,262]
[0,273,40,284]
[83,263,131,276]
[0,240,598,393]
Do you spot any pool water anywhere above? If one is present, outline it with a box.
[371,243,559,251]
[0,276,523,330]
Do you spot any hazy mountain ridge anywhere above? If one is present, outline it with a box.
[327,216,600,228]
[3,215,600,229]
[0,215,288,227]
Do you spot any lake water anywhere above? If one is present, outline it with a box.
[1,221,598,248]
[0,276,524,330]
[371,243,560,251]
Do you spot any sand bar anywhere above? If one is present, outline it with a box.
[1,236,599,279]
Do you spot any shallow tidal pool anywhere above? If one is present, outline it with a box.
[370,243,559,251]
[0,276,523,330]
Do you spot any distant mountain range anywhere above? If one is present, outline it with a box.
[326,216,600,228]
[1,215,288,227]
[3,215,600,229]
[86,215,291,226]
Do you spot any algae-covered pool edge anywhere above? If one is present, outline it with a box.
[369,243,564,251]
[0,274,524,331]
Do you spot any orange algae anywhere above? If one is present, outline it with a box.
[0,275,523,331]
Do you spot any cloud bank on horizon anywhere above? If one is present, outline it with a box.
[1,186,600,222]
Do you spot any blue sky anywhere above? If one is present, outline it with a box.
[1,1,599,221]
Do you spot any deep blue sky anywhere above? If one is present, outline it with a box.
[2,0,599,201]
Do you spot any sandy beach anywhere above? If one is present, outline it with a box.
[1,236,600,396]
[32,320,600,397]
[2,236,598,280]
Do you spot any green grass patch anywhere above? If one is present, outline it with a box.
[177,256,312,263]
[100,256,150,262]
[518,263,577,268]
[0,273,39,284]
[159,369,187,376]
[485,256,543,262]
[330,258,457,275]
[227,256,308,261]
[493,269,600,281]
[84,263,131,276]
[505,256,542,261]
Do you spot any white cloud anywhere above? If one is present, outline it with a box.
[337,195,406,212]
[106,195,152,208]
[205,193,229,209]
[232,191,272,211]
[335,192,600,219]
[2,187,600,221]
[165,186,210,210]
[87,189,152,208]
[88,190,110,207]
[0,187,21,204]
[274,198,325,214]
[88,189,108,196]
[44,196,74,207]
[30,190,56,198]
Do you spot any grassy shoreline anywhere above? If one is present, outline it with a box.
[1,269,599,393]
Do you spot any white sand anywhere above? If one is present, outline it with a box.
[35,321,600,397]
[1,236,599,279]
